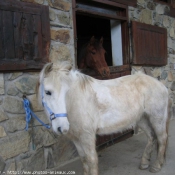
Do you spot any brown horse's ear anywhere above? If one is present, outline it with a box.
[90,36,95,45]
[67,63,73,71]
[100,37,103,45]
[79,58,86,69]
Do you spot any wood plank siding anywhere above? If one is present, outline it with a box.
[109,0,137,6]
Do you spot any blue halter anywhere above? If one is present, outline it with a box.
[41,85,68,121]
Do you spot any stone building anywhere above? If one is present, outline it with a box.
[0,0,175,173]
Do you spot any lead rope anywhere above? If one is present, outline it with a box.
[23,95,51,150]
[23,96,50,130]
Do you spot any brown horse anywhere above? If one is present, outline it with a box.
[78,36,110,77]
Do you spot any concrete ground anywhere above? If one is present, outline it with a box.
[57,119,175,175]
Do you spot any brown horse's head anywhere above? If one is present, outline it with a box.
[79,36,110,77]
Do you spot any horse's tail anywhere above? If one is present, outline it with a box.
[164,98,172,160]
[167,98,172,132]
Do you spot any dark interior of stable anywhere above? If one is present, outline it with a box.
[76,14,113,67]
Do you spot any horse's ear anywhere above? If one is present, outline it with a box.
[67,63,73,71]
[39,62,53,83]
[44,63,53,75]
[79,58,86,69]
[90,36,95,44]
[100,37,103,45]
[63,61,73,72]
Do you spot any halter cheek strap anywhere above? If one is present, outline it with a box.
[41,85,68,121]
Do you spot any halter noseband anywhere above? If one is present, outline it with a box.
[41,85,67,121]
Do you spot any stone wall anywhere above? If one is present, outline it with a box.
[129,0,175,118]
[0,0,175,173]
[0,0,77,173]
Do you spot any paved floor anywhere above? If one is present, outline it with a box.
[58,119,175,175]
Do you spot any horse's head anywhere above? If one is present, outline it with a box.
[79,36,110,77]
[38,61,72,135]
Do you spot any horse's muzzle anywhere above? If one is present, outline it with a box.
[100,68,110,77]
[57,127,68,135]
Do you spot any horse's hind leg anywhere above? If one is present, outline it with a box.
[137,118,156,170]
[149,120,168,173]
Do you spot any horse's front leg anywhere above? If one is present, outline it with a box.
[73,140,89,175]
[73,134,98,175]
[86,144,98,175]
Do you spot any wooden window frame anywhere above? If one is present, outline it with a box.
[109,0,137,7]
[154,0,175,17]
[0,0,50,72]
[72,0,130,69]
[154,0,175,11]
[154,0,171,5]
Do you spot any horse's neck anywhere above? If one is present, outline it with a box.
[70,70,88,81]
[70,70,94,88]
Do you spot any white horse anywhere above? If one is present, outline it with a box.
[38,61,170,175]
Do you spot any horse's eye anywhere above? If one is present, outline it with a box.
[91,51,96,55]
[45,91,52,96]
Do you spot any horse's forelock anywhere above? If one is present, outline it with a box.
[40,61,73,90]
[52,61,72,73]
[89,37,103,50]
[40,61,72,80]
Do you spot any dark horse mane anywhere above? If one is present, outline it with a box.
[77,43,87,67]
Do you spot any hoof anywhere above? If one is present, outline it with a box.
[139,164,149,170]
[149,166,161,173]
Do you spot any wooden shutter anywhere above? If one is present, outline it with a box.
[0,0,50,71]
[132,21,167,66]
[109,0,137,6]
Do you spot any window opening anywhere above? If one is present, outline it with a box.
[154,0,171,3]
[76,14,112,67]
[110,20,123,66]
[76,14,124,67]
[159,0,168,2]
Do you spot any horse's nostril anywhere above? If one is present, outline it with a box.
[62,129,68,134]
[102,70,107,77]
[58,127,62,133]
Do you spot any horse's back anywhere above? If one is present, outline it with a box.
[120,73,169,126]
[97,72,168,119]
[113,72,168,98]
[131,73,168,102]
